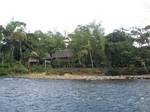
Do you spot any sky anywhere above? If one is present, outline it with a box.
[0,0,150,34]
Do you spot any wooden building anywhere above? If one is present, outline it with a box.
[52,49,73,67]
[28,51,39,67]
[43,53,52,68]
[52,49,73,59]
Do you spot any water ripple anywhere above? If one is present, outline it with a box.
[0,78,150,112]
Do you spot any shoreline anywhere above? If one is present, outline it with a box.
[11,73,150,80]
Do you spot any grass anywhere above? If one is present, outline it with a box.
[45,68,103,76]
[0,63,149,76]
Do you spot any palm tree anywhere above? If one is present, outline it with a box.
[4,21,32,62]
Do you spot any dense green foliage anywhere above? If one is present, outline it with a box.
[0,20,150,75]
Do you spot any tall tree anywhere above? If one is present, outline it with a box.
[131,26,150,47]
[4,21,30,62]
[105,29,134,67]
[69,22,105,67]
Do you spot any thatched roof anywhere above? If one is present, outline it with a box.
[43,53,52,60]
[28,51,39,63]
[30,51,39,58]
[52,49,73,58]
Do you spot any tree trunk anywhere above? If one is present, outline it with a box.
[19,41,22,62]
[10,46,14,63]
[89,51,94,68]
[78,57,82,67]
[1,53,3,66]
[44,60,47,69]
[141,60,147,71]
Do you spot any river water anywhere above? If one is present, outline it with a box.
[0,78,150,112]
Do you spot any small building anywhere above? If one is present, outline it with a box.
[28,51,39,67]
[43,53,52,68]
[52,49,73,59]
[52,49,73,67]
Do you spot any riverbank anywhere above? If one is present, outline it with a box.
[1,67,150,80]
[13,73,150,80]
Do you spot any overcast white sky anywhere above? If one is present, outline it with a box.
[0,0,150,34]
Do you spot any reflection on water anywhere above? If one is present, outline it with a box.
[0,78,150,112]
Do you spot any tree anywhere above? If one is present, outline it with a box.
[131,26,150,47]
[3,21,31,62]
[130,26,150,70]
[27,30,65,60]
[105,29,135,67]
[69,22,105,68]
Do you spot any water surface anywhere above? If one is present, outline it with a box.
[0,78,150,112]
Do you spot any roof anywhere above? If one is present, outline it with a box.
[43,53,52,60]
[52,49,73,58]
[30,51,39,58]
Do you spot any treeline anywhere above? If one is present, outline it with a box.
[0,20,150,75]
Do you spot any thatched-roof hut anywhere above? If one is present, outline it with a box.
[52,49,73,67]
[52,49,73,59]
[43,53,52,60]
[43,53,52,68]
[28,51,39,66]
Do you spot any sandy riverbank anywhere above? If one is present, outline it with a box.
[13,73,150,80]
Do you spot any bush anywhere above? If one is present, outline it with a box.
[29,65,48,72]
[120,67,136,75]
[0,69,9,76]
[51,59,73,68]
[46,68,67,75]
[105,68,121,75]
[46,68,103,76]
[135,68,149,75]
[11,64,29,74]
[148,67,150,73]
[0,64,9,68]
[105,67,150,76]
